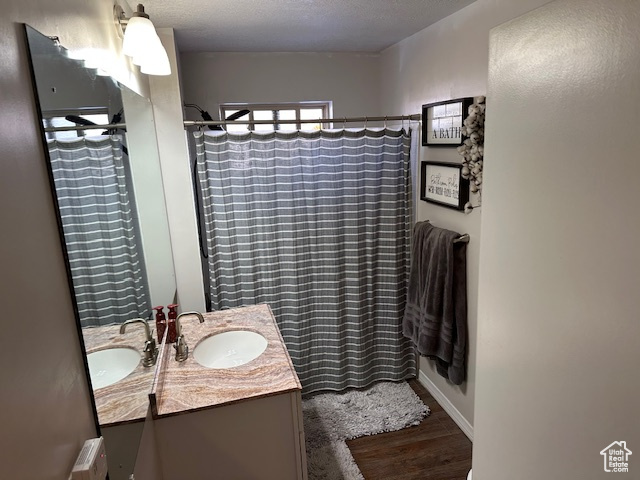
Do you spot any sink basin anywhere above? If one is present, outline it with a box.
[193,330,268,369]
[87,347,141,389]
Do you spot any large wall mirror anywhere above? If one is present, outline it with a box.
[24,24,176,479]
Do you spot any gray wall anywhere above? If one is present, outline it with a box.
[0,1,147,477]
[379,0,551,431]
[474,0,640,477]
[180,52,382,121]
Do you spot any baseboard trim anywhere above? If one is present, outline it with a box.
[418,370,474,441]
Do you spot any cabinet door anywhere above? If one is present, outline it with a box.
[155,392,304,480]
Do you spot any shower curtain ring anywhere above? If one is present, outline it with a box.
[343,117,347,129]
[364,116,368,131]
[384,116,388,129]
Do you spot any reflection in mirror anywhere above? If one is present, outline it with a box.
[25,25,176,480]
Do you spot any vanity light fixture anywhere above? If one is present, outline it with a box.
[114,3,171,76]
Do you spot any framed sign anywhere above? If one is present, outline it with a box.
[422,97,473,147]
[420,161,469,211]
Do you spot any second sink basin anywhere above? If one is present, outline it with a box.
[87,347,141,389]
[193,330,268,369]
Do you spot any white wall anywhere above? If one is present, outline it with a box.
[180,52,382,121]
[379,0,550,431]
[473,1,640,478]
[0,1,148,478]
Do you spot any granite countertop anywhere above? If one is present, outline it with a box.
[83,323,157,426]
[150,304,302,418]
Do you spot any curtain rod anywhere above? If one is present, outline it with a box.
[43,114,421,132]
[43,115,421,132]
[44,123,127,133]
[183,113,422,128]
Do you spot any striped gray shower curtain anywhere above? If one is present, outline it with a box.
[48,136,151,327]
[195,128,416,393]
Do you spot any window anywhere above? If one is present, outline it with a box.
[42,109,110,140]
[220,102,332,132]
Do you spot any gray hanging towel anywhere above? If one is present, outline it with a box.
[403,220,467,385]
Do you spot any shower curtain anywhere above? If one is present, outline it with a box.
[47,136,151,327]
[195,128,416,393]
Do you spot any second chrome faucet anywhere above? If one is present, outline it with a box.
[174,311,205,362]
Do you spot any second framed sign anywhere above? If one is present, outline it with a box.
[420,161,469,211]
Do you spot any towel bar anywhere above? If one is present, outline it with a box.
[453,234,470,244]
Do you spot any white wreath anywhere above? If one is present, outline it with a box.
[457,96,485,213]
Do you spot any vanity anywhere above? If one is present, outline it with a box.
[149,304,306,480]
[83,325,156,425]
[82,325,155,479]
[82,304,306,480]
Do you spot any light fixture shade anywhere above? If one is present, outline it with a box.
[122,16,157,58]
[139,33,171,76]
[119,5,172,76]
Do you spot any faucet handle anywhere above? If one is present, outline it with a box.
[142,339,159,367]
[174,335,189,362]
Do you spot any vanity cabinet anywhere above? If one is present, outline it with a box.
[149,304,307,480]
[154,391,306,480]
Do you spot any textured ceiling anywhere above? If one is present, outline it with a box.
[142,0,476,53]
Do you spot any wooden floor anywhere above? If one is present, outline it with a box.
[346,379,472,480]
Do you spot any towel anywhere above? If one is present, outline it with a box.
[402,221,467,385]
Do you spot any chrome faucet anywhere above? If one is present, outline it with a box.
[174,311,205,362]
[120,318,158,367]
